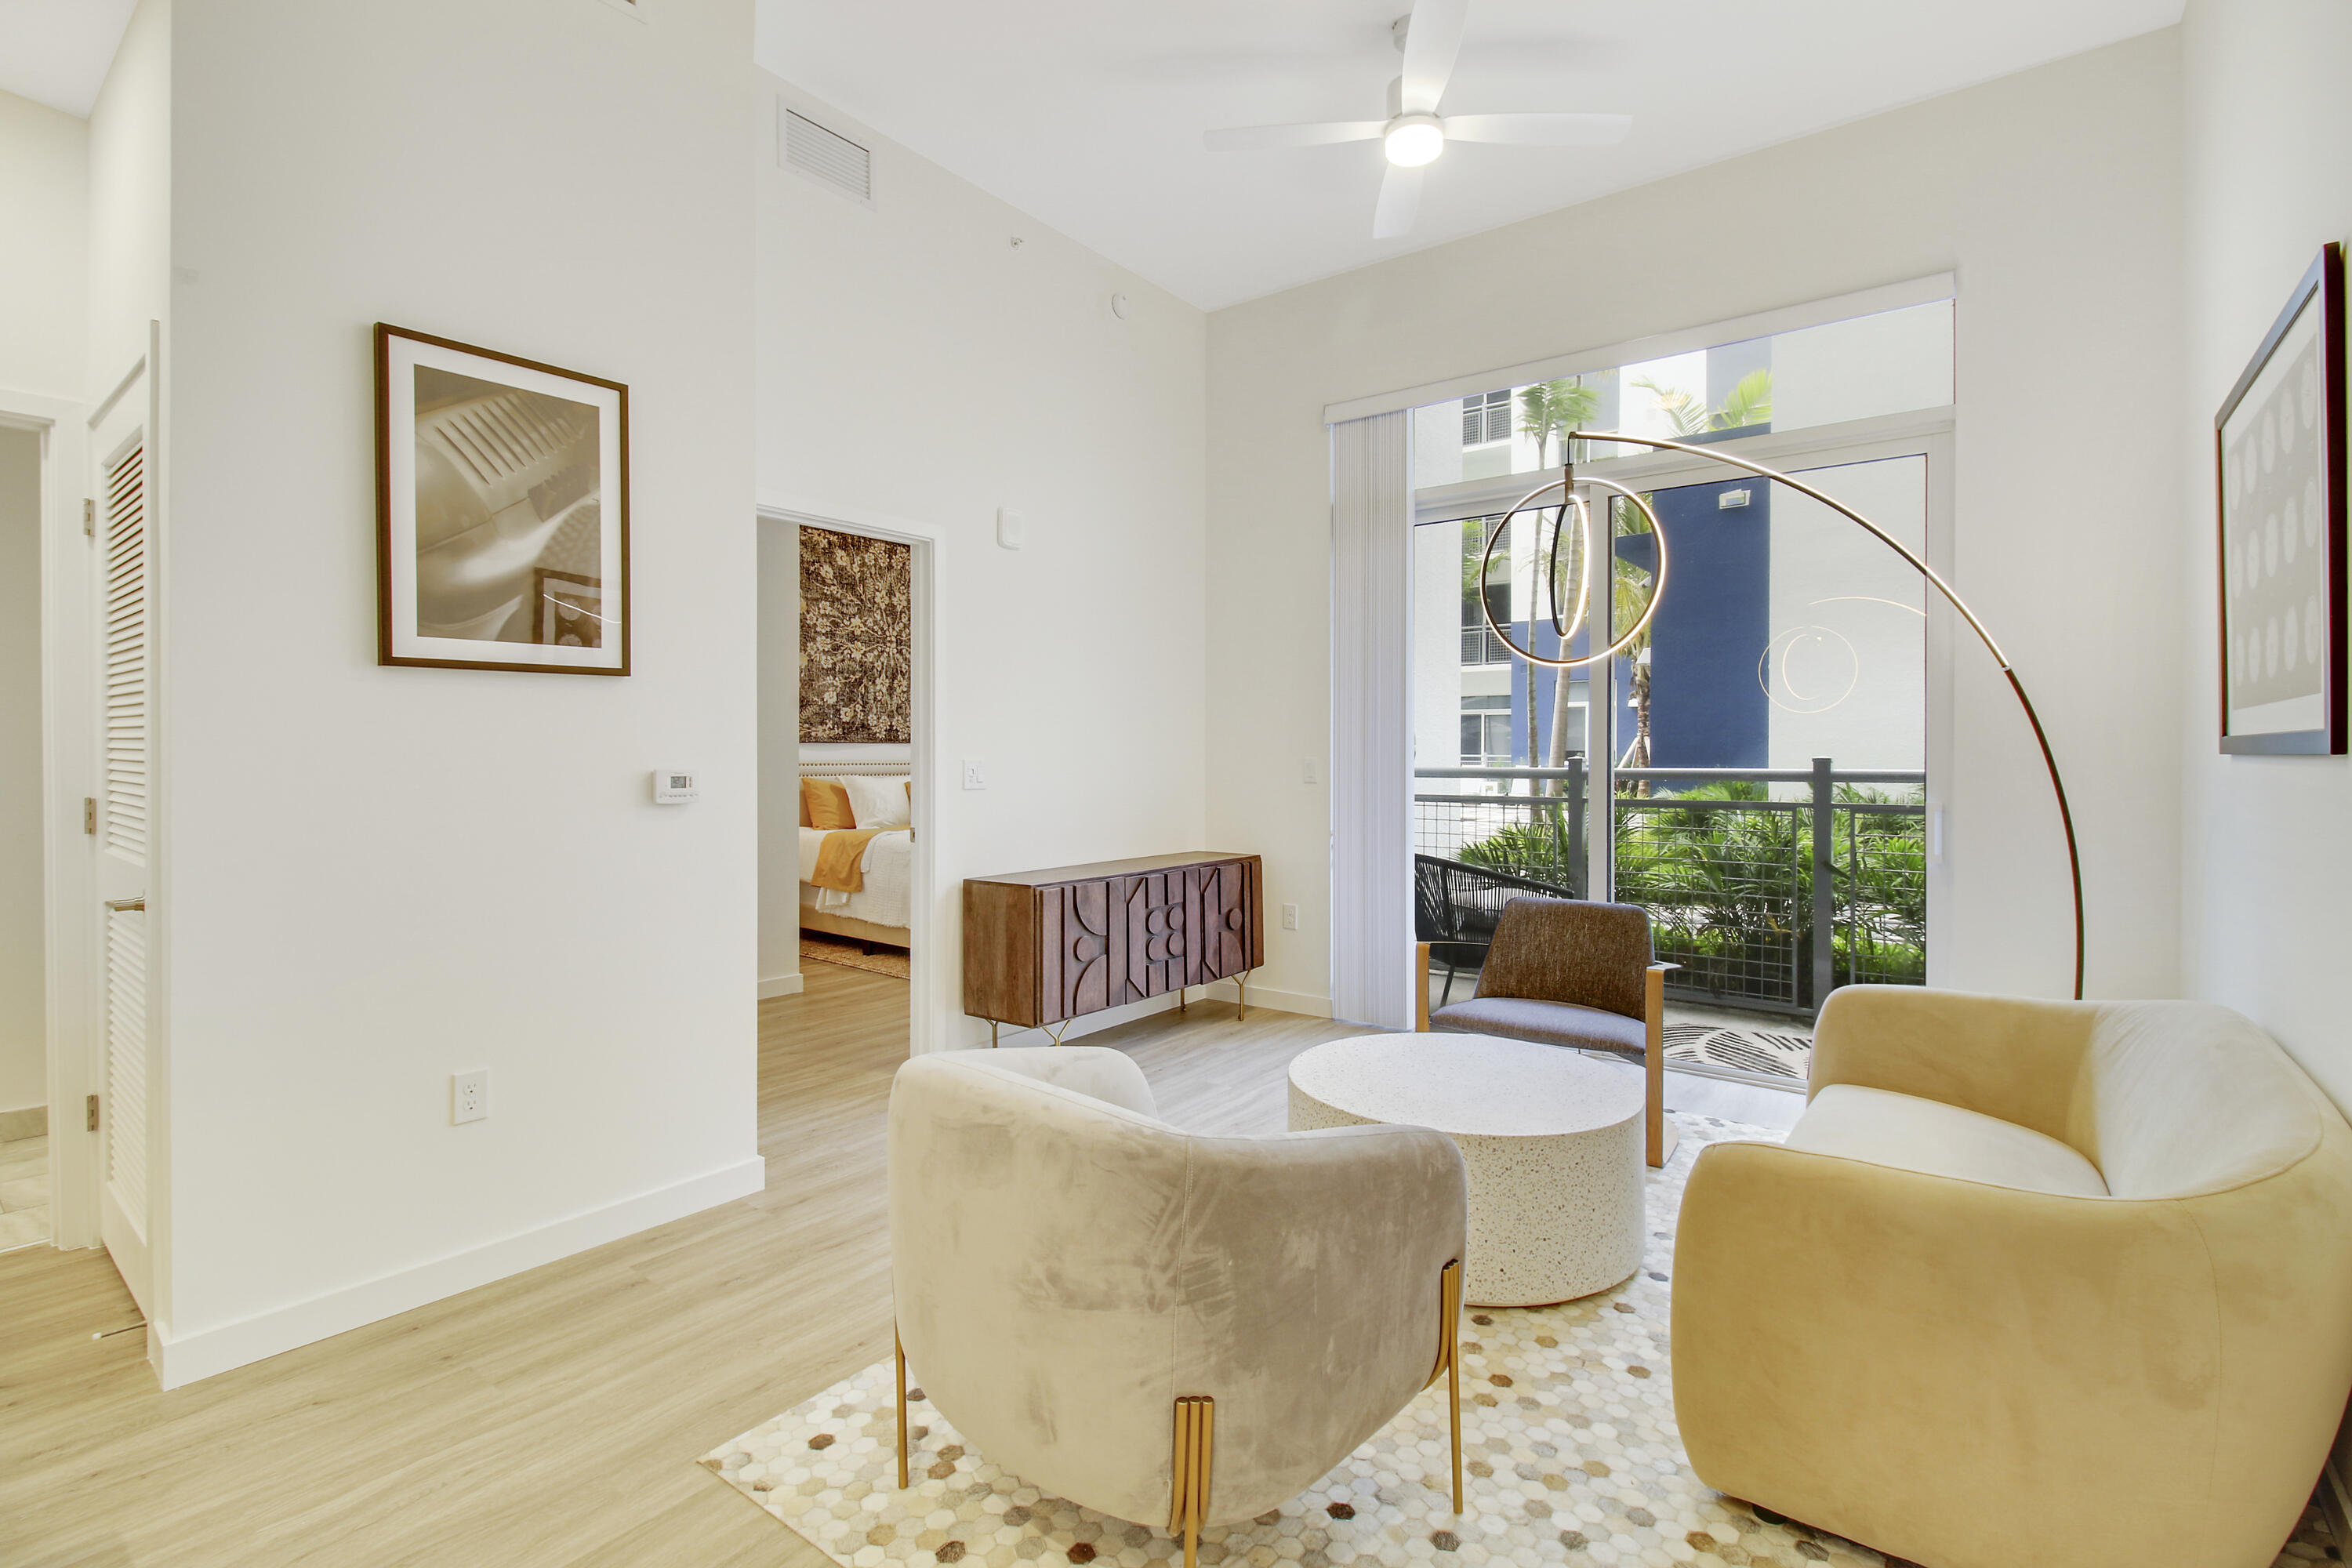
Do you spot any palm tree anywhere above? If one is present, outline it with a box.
[1517,377,1602,469]
[1627,368,1773,437]
[1610,496,1659,795]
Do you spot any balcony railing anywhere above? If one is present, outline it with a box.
[1414,760,1925,1018]
[1458,625,1514,666]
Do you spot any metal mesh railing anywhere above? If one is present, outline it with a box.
[1413,768,1589,901]
[1411,760,1926,1017]
[1458,625,1514,666]
[1613,793,1804,1008]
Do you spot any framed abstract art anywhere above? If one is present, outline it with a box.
[2216,243,2345,753]
[374,324,630,674]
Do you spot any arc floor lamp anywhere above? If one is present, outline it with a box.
[1473,430,2085,1001]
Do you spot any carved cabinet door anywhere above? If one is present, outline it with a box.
[1116,872,1187,1005]
[1038,880,1112,1024]
[1188,860,1252,984]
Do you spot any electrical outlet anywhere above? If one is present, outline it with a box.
[452,1069,489,1125]
[963,759,987,790]
[1281,902,1299,931]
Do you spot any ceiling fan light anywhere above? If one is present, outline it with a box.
[1384,115,1445,168]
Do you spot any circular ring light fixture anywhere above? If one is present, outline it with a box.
[1475,473,1665,670]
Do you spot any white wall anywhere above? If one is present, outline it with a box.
[0,86,88,400]
[2177,1,2352,1109]
[85,0,167,399]
[757,517,801,995]
[1207,31,2184,1014]
[756,80,1210,1044]
[0,428,42,1112]
[156,0,759,1383]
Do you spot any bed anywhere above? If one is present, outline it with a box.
[798,760,913,950]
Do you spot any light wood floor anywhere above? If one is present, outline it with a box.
[0,971,1796,1567]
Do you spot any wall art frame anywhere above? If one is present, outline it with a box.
[2216,242,2345,753]
[374,323,631,675]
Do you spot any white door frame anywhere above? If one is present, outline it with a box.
[83,330,169,1344]
[756,499,944,1054]
[0,383,93,1249]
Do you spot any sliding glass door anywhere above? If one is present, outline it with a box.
[1409,436,1940,1041]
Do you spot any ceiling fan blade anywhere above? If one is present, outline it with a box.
[1373,162,1424,240]
[1203,121,1385,151]
[1399,0,1470,114]
[1443,111,1632,147]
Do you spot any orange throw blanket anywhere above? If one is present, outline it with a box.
[811,828,884,893]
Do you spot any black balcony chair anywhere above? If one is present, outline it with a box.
[1411,854,1573,1006]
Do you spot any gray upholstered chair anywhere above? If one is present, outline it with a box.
[1419,896,1675,1166]
[887,1047,1468,1568]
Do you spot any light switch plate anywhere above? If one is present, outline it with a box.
[652,766,699,804]
[1281,903,1299,931]
[963,759,987,790]
[996,507,1024,550]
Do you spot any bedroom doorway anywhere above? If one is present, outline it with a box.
[757,508,935,1061]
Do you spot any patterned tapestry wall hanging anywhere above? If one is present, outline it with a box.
[799,526,910,744]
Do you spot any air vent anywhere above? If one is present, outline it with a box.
[783,107,873,204]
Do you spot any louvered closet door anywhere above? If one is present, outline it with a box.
[92,361,156,1315]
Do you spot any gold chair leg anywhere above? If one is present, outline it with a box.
[1423,1258,1464,1514]
[895,1327,909,1489]
[1442,1260,1462,1513]
[1170,1396,1215,1568]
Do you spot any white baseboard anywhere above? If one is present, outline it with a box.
[151,1154,767,1388]
[1203,978,1332,1019]
[759,971,806,999]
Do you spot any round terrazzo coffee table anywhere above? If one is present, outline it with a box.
[1287,1032,1646,1308]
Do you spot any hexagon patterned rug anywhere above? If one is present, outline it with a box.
[699,1112,2339,1568]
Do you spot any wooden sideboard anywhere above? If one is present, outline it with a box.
[964,852,1264,1040]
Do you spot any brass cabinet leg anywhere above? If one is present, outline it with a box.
[989,1020,999,1049]
[1236,970,1250,1020]
[1170,1396,1215,1568]
[895,1327,909,1489]
[1177,985,1187,1014]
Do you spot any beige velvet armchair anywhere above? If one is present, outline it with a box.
[888,1047,1469,1566]
[1672,986,2352,1568]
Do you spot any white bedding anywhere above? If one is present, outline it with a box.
[798,826,913,931]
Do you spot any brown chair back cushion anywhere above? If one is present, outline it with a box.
[1474,897,1653,1022]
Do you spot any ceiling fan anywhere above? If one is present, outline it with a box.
[1202,0,1631,240]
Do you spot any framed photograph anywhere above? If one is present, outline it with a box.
[374,324,630,674]
[2217,243,2346,753]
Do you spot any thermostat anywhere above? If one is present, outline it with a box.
[652,767,700,804]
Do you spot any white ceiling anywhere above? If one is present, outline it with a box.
[0,0,136,118]
[757,0,2183,310]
